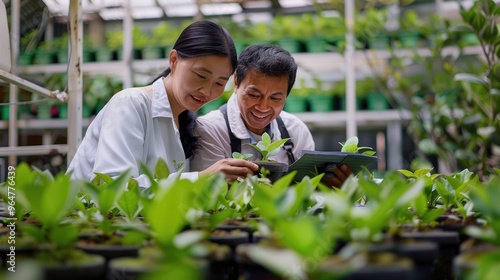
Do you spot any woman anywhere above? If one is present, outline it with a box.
[67,20,258,188]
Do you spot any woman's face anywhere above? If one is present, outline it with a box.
[235,69,288,135]
[167,50,233,113]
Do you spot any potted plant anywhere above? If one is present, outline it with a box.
[355,8,390,50]
[453,175,500,279]
[18,29,37,65]
[236,174,333,279]
[302,13,345,53]
[271,14,305,53]
[81,74,122,116]
[75,170,148,262]
[397,10,425,49]
[1,163,106,279]
[307,77,335,112]
[33,40,56,65]
[246,21,274,46]
[107,170,208,280]
[285,78,309,113]
[141,22,180,60]
[247,132,290,183]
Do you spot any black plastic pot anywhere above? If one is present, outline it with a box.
[315,251,414,280]
[42,254,106,280]
[369,241,439,280]
[399,230,461,280]
[209,230,250,280]
[75,242,140,262]
[107,256,159,280]
[235,244,289,280]
[253,161,289,183]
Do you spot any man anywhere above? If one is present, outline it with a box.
[191,44,351,187]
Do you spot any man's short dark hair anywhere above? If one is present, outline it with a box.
[235,44,298,96]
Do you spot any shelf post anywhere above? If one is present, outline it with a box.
[122,0,133,89]
[8,0,20,167]
[344,0,357,138]
[67,0,83,162]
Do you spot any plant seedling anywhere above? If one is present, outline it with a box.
[248,132,291,161]
[232,152,253,160]
[339,136,376,156]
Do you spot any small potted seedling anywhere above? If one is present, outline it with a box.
[246,132,290,183]
[339,136,376,156]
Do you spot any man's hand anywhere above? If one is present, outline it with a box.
[321,163,352,188]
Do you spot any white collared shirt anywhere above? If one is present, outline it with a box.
[190,93,315,171]
[67,78,198,189]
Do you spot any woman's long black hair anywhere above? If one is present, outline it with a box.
[151,20,237,159]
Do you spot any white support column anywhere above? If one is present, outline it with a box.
[67,0,83,162]
[344,0,357,138]
[122,0,133,88]
[8,0,20,166]
[386,120,403,170]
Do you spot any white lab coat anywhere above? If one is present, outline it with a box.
[67,78,198,188]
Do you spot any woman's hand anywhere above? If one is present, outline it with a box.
[199,158,259,181]
[321,163,352,188]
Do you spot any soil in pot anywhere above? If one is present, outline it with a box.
[23,249,106,280]
[314,251,414,280]
[107,253,209,280]
[75,231,144,262]
[370,240,439,280]
[107,256,160,280]
[253,161,289,183]
[210,230,250,249]
[435,214,484,243]
[216,219,258,242]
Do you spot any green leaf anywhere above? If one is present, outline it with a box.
[262,132,272,147]
[414,168,432,178]
[94,172,113,184]
[49,224,79,247]
[29,173,80,228]
[422,208,446,223]
[398,169,416,178]
[418,139,439,154]
[194,174,228,211]
[412,192,428,217]
[252,185,278,220]
[19,224,45,243]
[232,152,253,159]
[155,158,170,180]
[145,179,192,246]
[276,188,298,216]
[117,185,141,219]
[98,170,131,215]
[238,245,306,280]
[174,230,207,249]
[455,73,489,88]
[275,216,328,259]
[139,162,158,193]
[397,179,425,207]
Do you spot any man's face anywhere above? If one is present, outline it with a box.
[235,69,289,135]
